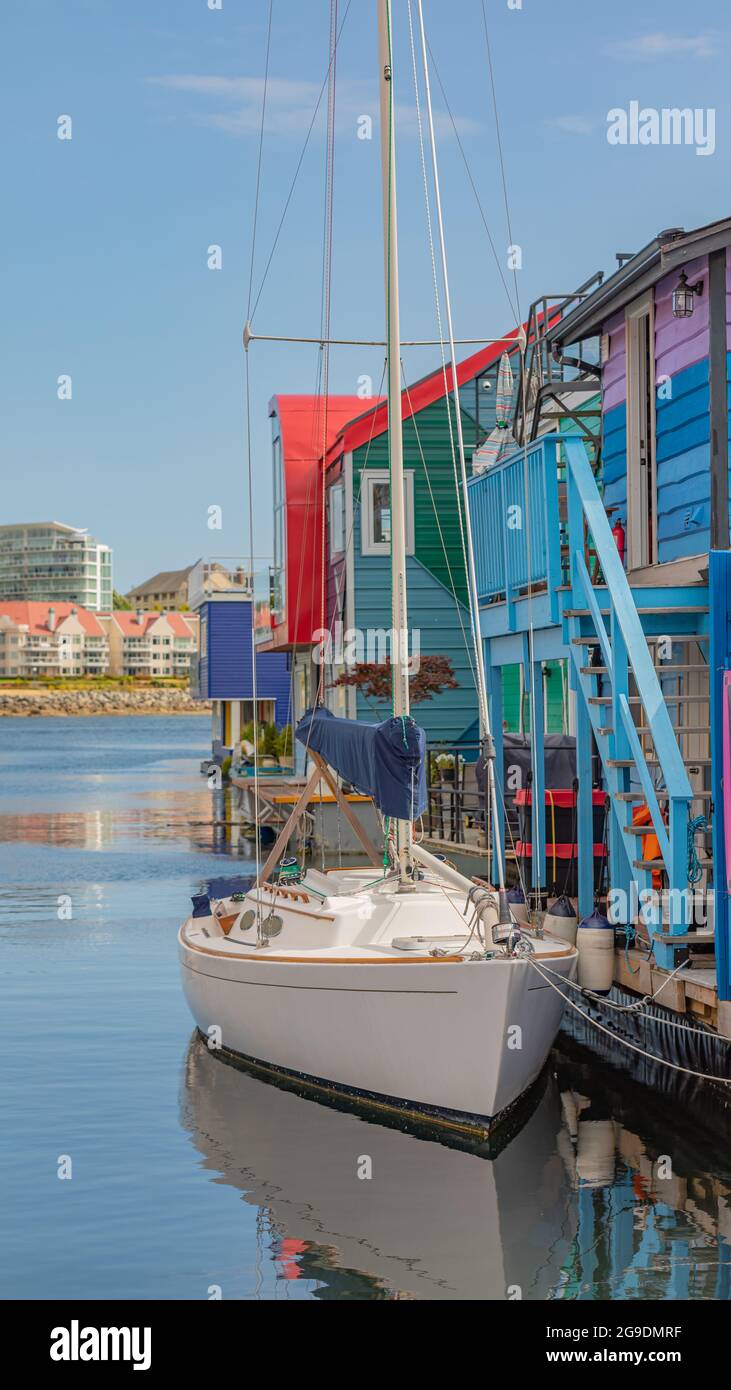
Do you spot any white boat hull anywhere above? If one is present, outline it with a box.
[178,871,577,1132]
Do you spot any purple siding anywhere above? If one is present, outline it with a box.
[655,255,709,380]
[599,255,717,563]
[602,309,626,413]
[601,256,710,414]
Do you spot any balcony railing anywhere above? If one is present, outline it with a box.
[467,436,562,627]
[253,566,285,645]
[188,557,252,611]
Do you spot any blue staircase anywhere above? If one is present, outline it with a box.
[561,437,711,968]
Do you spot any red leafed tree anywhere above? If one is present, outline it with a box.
[331,654,458,704]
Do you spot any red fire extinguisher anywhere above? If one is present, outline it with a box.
[612,518,626,567]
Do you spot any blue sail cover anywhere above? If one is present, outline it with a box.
[296,707,427,820]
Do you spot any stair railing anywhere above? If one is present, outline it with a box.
[563,436,693,898]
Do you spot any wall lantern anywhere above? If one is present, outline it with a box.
[672,270,704,318]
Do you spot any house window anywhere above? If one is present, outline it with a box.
[272,431,285,577]
[361,470,415,556]
[329,482,345,556]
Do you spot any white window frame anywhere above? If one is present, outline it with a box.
[361,469,415,556]
[625,289,658,570]
[329,481,345,557]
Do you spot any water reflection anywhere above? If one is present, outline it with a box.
[182,1035,731,1300]
[4,716,731,1300]
[181,1036,575,1299]
[552,1042,731,1300]
[0,785,255,857]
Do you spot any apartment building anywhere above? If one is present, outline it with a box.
[126,561,253,610]
[101,611,198,677]
[125,566,194,610]
[0,522,113,611]
[0,602,109,677]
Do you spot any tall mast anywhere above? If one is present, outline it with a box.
[378,0,411,875]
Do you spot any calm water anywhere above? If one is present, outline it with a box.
[2,716,730,1300]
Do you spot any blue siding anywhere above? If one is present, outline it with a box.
[602,402,627,519]
[710,550,731,1001]
[727,348,731,527]
[602,358,715,561]
[199,600,291,725]
[655,358,710,560]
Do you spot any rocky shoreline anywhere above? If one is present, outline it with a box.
[0,688,211,717]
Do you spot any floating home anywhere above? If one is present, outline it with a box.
[324,341,577,744]
[322,342,515,748]
[189,559,290,763]
[468,215,731,1033]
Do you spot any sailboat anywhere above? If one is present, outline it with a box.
[178,0,577,1139]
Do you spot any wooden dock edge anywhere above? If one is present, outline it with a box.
[614,947,728,1037]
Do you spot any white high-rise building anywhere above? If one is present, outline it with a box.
[0,522,113,612]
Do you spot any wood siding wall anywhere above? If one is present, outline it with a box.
[348,398,477,743]
[600,253,722,562]
[200,600,292,725]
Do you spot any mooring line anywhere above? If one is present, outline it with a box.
[528,957,731,1086]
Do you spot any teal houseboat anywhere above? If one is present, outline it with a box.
[322,336,569,746]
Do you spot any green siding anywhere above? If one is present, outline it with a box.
[348,391,570,744]
[501,661,567,734]
[352,397,471,605]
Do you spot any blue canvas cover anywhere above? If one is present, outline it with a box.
[296,707,427,820]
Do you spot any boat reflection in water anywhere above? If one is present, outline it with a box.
[181,1034,731,1300]
[182,1034,576,1299]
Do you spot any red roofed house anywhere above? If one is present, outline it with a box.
[254,394,370,747]
[101,611,198,678]
[0,601,109,677]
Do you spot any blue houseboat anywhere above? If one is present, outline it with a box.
[189,559,291,764]
[468,216,731,1034]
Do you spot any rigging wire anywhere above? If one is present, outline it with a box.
[248,0,353,325]
[479,0,521,325]
[244,0,274,917]
[410,3,486,719]
[408,0,533,900]
[244,0,346,888]
[476,0,544,915]
[246,0,274,320]
[413,0,509,904]
[317,0,339,703]
[422,37,519,326]
[404,3,477,703]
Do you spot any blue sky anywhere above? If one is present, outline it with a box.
[2,0,730,592]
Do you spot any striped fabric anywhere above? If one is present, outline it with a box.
[472,352,517,474]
